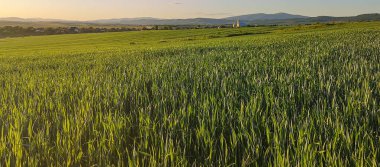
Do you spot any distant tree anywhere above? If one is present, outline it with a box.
[46,27,55,35]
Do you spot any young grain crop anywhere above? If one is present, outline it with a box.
[0,22,379,166]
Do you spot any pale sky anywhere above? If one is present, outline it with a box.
[0,0,379,20]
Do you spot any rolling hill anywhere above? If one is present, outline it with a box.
[224,12,308,21]
[1,13,380,26]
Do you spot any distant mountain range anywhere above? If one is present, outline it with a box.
[0,17,72,22]
[1,13,380,26]
[89,13,310,25]
[224,13,309,21]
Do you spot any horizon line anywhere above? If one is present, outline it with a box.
[1,12,379,22]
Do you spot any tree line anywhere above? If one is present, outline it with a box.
[0,24,251,38]
[0,26,144,38]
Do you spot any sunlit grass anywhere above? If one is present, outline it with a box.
[0,22,379,166]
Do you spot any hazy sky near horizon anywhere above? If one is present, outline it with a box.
[1,0,379,20]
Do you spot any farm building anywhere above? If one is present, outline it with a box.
[233,20,247,28]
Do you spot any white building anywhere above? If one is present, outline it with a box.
[233,20,240,28]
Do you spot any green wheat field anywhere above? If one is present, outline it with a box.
[0,22,379,166]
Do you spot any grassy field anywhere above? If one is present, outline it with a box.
[0,22,379,166]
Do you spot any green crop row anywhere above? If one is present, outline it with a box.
[0,22,379,166]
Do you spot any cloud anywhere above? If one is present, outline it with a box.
[196,12,233,17]
[173,1,183,5]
